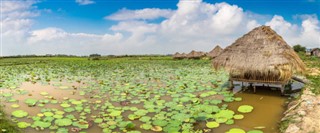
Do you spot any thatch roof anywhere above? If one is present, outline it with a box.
[173,52,187,59]
[213,26,306,84]
[187,50,206,59]
[207,45,223,59]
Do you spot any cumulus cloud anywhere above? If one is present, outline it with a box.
[266,15,320,48]
[75,0,95,5]
[106,8,174,21]
[2,0,320,56]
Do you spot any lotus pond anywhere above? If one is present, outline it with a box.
[0,57,285,133]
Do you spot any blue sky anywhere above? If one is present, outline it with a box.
[34,0,319,33]
[1,0,320,55]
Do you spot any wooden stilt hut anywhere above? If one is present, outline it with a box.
[213,26,306,94]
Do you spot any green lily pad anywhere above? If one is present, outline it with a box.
[2,93,13,97]
[25,98,38,106]
[64,107,75,113]
[238,105,254,113]
[40,92,49,96]
[71,100,82,105]
[152,120,168,127]
[59,86,69,89]
[214,109,234,119]
[55,118,72,126]
[140,124,152,130]
[234,97,242,101]
[17,122,31,128]
[151,126,162,132]
[11,104,20,108]
[72,121,89,129]
[43,112,54,117]
[60,103,71,108]
[94,118,103,123]
[234,114,244,119]
[206,121,219,128]
[12,110,28,118]
[225,119,234,125]
[53,114,63,119]
[110,110,121,117]
[32,120,51,128]
[226,128,246,133]
[248,130,264,133]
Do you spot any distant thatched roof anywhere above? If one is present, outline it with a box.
[187,50,206,59]
[173,52,187,59]
[213,26,306,84]
[207,45,223,59]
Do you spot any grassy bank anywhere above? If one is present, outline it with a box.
[299,53,320,94]
[0,107,20,133]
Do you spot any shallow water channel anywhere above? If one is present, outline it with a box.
[1,82,287,133]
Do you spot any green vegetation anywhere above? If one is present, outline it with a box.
[298,53,320,94]
[0,56,261,132]
[0,107,20,133]
[293,44,306,53]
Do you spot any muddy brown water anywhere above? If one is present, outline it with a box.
[212,87,286,133]
[1,83,286,133]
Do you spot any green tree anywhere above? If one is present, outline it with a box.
[293,44,306,53]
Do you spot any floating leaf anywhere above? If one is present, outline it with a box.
[238,105,254,113]
[234,114,244,120]
[55,118,72,126]
[40,92,48,96]
[17,122,31,129]
[12,110,28,118]
[11,104,20,108]
[248,130,264,133]
[226,128,246,133]
[25,98,38,106]
[153,120,168,127]
[206,121,219,128]
[60,103,71,108]
[32,120,51,128]
[151,126,162,132]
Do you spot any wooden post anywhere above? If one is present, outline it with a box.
[253,86,256,93]
[280,85,285,96]
[229,80,234,91]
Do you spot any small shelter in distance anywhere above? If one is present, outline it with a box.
[173,52,187,60]
[207,45,223,59]
[310,48,320,57]
[187,50,206,59]
[213,26,306,94]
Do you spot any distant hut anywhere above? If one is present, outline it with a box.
[187,50,206,59]
[310,48,320,57]
[213,26,306,94]
[173,52,186,60]
[207,45,223,59]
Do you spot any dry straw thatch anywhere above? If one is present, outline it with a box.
[207,45,223,59]
[213,26,306,84]
[173,52,187,59]
[187,50,206,59]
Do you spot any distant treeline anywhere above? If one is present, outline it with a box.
[0,54,172,59]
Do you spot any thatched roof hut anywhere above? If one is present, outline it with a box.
[207,45,223,59]
[173,52,187,59]
[213,26,305,85]
[187,50,206,59]
[311,48,320,57]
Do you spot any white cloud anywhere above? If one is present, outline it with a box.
[2,0,320,56]
[106,8,174,21]
[75,0,95,5]
[266,15,320,48]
